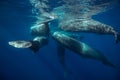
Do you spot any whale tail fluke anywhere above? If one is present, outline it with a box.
[116,34,120,44]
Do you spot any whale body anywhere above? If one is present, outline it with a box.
[52,31,115,68]
[59,19,120,43]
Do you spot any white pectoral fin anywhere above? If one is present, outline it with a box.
[8,40,32,48]
[8,41,19,48]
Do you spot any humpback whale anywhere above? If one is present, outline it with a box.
[9,20,51,52]
[52,31,116,68]
[59,18,120,43]
[8,37,48,53]
[29,20,51,52]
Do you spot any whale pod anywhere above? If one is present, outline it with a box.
[52,31,115,68]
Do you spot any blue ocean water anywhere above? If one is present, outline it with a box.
[0,0,120,80]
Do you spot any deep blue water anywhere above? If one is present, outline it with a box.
[0,0,120,80]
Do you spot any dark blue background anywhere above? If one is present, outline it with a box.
[0,0,120,80]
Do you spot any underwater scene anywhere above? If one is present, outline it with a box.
[0,0,120,80]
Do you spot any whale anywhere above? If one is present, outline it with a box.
[52,31,116,68]
[9,20,51,52]
[8,37,48,53]
[59,18,120,43]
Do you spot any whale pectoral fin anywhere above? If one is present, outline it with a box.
[57,44,71,77]
[57,44,66,65]
[29,41,40,53]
